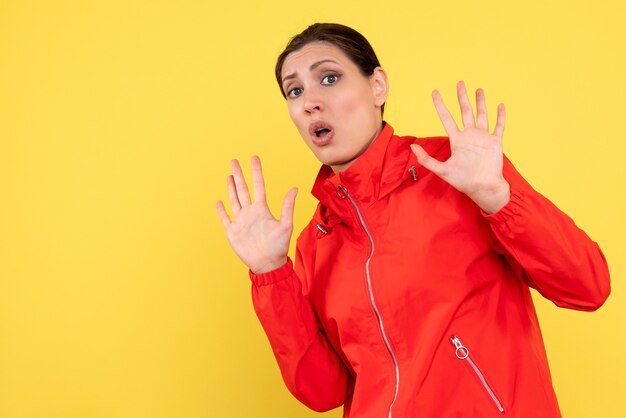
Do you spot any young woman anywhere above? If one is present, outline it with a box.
[216,23,610,418]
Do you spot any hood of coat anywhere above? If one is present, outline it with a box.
[310,122,450,229]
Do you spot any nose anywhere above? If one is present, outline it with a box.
[303,89,323,114]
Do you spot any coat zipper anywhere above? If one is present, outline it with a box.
[338,185,400,418]
[450,335,505,413]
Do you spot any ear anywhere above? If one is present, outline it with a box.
[369,67,389,108]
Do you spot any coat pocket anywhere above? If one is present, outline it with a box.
[450,335,505,413]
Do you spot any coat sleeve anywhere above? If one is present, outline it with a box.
[249,250,351,412]
[483,156,611,311]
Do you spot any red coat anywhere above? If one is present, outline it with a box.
[250,123,610,418]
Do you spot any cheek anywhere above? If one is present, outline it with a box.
[287,104,297,122]
[336,91,360,112]
[336,85,374,117]
[287,106,314,146]
[287,106,304,130]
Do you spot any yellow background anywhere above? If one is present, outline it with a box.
[1,1,624,417]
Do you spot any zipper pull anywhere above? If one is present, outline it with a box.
[450,335,469,360]
[337,185,347,199]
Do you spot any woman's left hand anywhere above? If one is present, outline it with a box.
[410,81,510,214]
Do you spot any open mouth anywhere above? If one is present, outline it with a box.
[315,128,331,138]
[309,122,334,145]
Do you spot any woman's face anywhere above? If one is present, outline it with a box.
[280,42,388,172]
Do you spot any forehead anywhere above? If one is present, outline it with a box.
[281,42,354,79]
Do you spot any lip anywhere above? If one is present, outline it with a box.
[308,121,335,146]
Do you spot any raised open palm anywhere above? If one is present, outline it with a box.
[410,81,510,214]
[217,156,298,274]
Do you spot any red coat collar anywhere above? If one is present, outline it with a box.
[309,123,450,229]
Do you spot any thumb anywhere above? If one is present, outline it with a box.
[280,187,298,227]
[410,144,445,177]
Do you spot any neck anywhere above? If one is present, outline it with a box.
[331,123,384,173]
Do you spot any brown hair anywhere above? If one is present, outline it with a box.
[275,23,385,114]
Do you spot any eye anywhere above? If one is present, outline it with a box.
[321,74,341,85]
[287,87,303,98]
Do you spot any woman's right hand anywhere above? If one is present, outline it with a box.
[216,156,298,274]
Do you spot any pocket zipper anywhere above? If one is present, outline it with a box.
[450,335,505,413]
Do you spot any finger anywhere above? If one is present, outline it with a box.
[226,175,241,215]
[432,89,459,135]
[456,81,476,128]
[475,88,489,130]
[410,144,446,177]
[493,103,506,138]
[230,159,252,206]
[280,187,298,228]
[216,200,232,228]
[250,155,267,204]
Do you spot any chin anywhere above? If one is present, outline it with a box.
[326,157,359,172]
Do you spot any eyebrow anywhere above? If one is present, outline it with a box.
[282,59,340,84]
